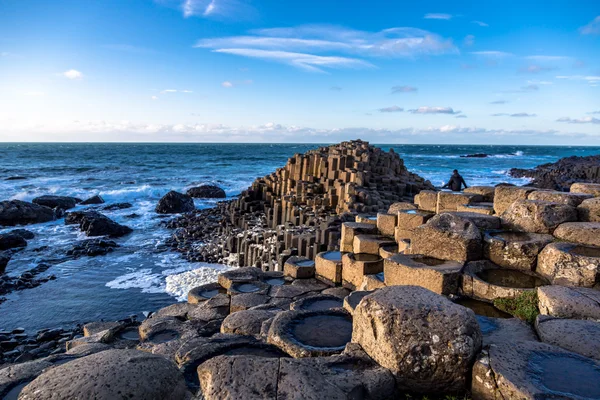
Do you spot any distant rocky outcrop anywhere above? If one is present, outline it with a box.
[510,154,600,190]
[0,200,55,226]
[461,153,489,158]
[187,185,226,199]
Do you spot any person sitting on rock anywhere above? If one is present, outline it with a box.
[442,170,468,191]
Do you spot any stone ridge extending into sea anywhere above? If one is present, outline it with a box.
[2,139,600,399]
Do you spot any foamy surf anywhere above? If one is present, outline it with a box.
[165,264,233,301]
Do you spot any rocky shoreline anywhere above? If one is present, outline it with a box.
[510,154,600,190]
[2,141,600,399]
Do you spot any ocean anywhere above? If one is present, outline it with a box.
[1,143,599,332]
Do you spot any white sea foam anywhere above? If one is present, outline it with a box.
[105,268,165,293]
[165,264,233,301]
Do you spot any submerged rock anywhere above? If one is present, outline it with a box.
[0,200,55,227]
[187,185,226,199]
[156,191,195,214]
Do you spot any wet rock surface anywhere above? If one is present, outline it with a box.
[536,315,600,360]
[156,190,195,214]
[0,200,55,227]
[187,184,226,199]
[32,195,81,210]
[66,238,119,257]
[65,210,132,238]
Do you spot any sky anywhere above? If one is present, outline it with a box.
[0,0,599,144]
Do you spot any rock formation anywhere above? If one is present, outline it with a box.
[510,154,600,190]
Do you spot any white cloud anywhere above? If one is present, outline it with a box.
[456,115,468,118]
[556,75,600,84]
[521,65,556,74]
[222,81,233,88]
[579,16,600,35]
[391,85,417,93]
[180,0,254,19]
[409,106,460,114]
[472,21,489,27]
[557,116,600,124]
[160,89,193,94]
[492,113,536,117]
[424,13,452,20]
[63,69,83,80]
[527,80,553,85]
[379,106,404,112]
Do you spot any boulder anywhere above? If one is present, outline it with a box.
[578,197,600,222]
[536,315,600,360]
[19,349,190,400]
[414,190,437,212]
[410,213,483,262]
[352,286,482,393]
[186,185,226,199]
[8,228,34,240]
[571,182,600,197]
[509,155,600,190]
[221,309,276,336]
[528,190,592,206]
[537,242,600,287]
[102,202,133,211]
[32,195,81,210]
[553,222,600,247]
[80,195,105,205]
[501,200,577,234]
[0,358,54,399]
[493,186,536,215]
[65,211,132,238]
[0,200,55,226]
[156,191,195,214]
[0,233,27,251]
[472,341,600,399]
[483,231,553,271]
[537,285,600,319]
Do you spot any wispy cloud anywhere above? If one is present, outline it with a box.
[557,116,600,124]
[589,111,600,115]
[391,85,417,94]
[179,0,255,19]
[63,69,83,80]
[556,75,600,85]
[490,100,509,104]
[160,89,193,93]
[222,81,234,88]
[579,16,600,35]
[424,13,452,20]
[409,106,460,114]
[379,106,404,113]
[472,20,489,27]
[471,51,513,57]
[464,35,475,47]
[492,112,536,117]
[151,95,159,100]
[503,84,539,93]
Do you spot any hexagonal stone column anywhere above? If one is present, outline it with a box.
[483,231,553,271]
[341,253,383,290]
[315,251,343,285]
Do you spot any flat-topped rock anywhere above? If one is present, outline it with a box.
[538,285,600,319]
[341,252,383,290]
[355,213,377,224]
[501,200,577,234]
[19,349,190,400]
[315,251,344,285]
[578,197,600,222]
[462,260,548,302]
[436,191,483,214]
[472,341,600,399]
[290,294,344,311]
[138,316,197,345]
[343,290,373,314]
[571,182,600,197]
[528,190,593,206]
[283,256,315,279]
[537,242,600,287]
[221,309,276,337]
[379,244,398,258]
[395,209,434,241]
[353,234,395,255]
[268,309,352,357]
[483,231,553,271]
[340,222,378,253]
[554,222,600,247]
[230,293,269,312]
[536,315,600,360]
[360,273,386,291]
[410,213,482,262]
[494,186,536,215]
[352,286,481,393]
[476,315,537,346]
[217,267,263,289]
[376,212,397,236]
[188,293,231,322]
[0,358,54,399]
[384,253,463,295]
[227,280,270,296]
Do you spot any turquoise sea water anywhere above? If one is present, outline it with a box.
[1,143,599,331]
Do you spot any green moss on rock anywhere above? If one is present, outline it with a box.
[493,291,539,324]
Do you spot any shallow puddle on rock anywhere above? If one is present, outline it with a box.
[292,315,352,348]
[295,260,315,267]
[321,251,342,261]
[199,289,220,299]
[3,381,30,400]
[233,283,260,293]
[477,269,546,288]
[118,327,140,341]
[149,330,179,343]
[529,352,600,398]
[455,298,512,318]
[476,316,499,334]
[265,278,285,286]
[303,298,343,311]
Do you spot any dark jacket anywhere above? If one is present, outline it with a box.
[443,173,468,191]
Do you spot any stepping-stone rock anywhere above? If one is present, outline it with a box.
[528,190,592,206]
[537,242,600,287]
[493,185,536,215]
[153,302,197,319]
[447,211,501,230]
[188,293,230,322]
[578,197,600,222]
[501,200,577,234]
[290,294,343,311]
[410,213,482,262]
[436,191,483,213]
[186,184,226,199]
[477,315,537,346]
[538,285,600,319]
[462,260,548,302]
[340,222,378,253]
[230,292,269,312]
[19,349,190,400]
[315,251,343,285]
[472,341,600,399]
[32,195,81,210]
[0,200,55,227]
[342,252,383,290]
[483,231,553,271]
[571,182,600,197]
[352,286,481,393]
[536,315,600,360]
[554,222,600,247]
[155,190,195,214]
[464,185,495,202]
[376,213,397,236]
[66,328,116,351]
[268,309,353,357]
[283,256,315,278]
[414,190,437,212]
[384,253,463,295]
[457,202,495,215]
[353,235,395,255]
[221,310,276,336]
[269,281,324,299]
[188,282,224,304]
[218,267,263,289]
[343,290,372,314]
[387,201,417,214]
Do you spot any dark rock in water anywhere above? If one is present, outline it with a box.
[156,191,195,214]
[124,213,140,219]
[461,153,489,158]
[65,211,132,238]
[187,185,226,199]
[102,202,132,211]
[32,195,81,210]
[510,154,600,190]
[0,252,10,274]
[0,200,55,227]
[9,229,35,240]
[5,176,27,180]
[67,238,119,257]
[80,195,105,205]
[0,233,28,250]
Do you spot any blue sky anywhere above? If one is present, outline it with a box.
[0,0,599,144]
